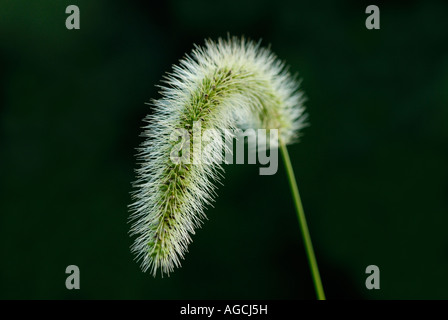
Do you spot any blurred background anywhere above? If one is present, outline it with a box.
[1,0,447,299]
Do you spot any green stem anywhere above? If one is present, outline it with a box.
[279,141,326,300]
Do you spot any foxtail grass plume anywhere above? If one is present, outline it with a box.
[129,36,307,276]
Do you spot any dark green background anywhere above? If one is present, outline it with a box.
[1,0,447,299]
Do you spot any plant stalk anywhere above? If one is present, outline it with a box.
[279,141,326,300]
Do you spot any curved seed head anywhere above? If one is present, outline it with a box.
[129,36,307,276]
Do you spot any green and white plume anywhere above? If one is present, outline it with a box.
[129,36,307,276]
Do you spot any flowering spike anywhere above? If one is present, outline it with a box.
[129,36,307,276]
